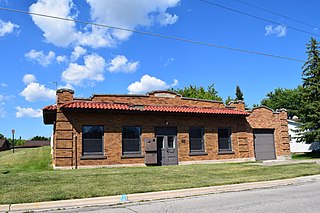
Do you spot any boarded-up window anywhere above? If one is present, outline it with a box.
[122,126,141,154]
[189,127,205,152]
[82,125,103,156]
[218,128,232,151]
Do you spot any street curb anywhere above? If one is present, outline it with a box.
[2,174,320,212]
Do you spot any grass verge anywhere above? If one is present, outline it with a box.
[1,147,320,204]
[292,152,320,160]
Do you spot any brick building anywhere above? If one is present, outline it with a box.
[0,139,10,152]
[43,89,290,169]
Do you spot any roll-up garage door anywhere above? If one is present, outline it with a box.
[254,129,276,160]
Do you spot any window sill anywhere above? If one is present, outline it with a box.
[121,153,144,159]
[218,150,235,155]
[189,151,208,156]
[80,155,107,160]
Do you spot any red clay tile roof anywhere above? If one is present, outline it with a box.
[143,105,248,115]
[43,105,57,111]
[62,102,135,110]
[43,101,249,116]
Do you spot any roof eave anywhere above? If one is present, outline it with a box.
[43,110,56,125]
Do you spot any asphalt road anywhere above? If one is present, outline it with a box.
[49,177,320,213]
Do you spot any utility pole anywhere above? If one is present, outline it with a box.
[11,129,15,153]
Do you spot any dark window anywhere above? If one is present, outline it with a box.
[82,125,104,156]
[189,127,205,152]
[122,126,141,154]
[218,128,232,151]
[168,136,175,148]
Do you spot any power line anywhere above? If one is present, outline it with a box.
[232,0,319,30]
[199,0,320,38]
[0,6,304,63]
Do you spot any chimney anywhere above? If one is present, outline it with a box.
[228,100,245,111]
[56,88,74,105]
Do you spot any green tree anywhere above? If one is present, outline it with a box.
[225,96,233,105]
[0,133,4,139]
[31,136,49,141]
[15,138,26,146]
[252,103,259,108]
[299,38,320,142]
[260,87,303,118]
[169,83,222,101]
[235,85,244,101]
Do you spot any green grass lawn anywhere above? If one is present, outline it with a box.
[1,147,320,204]
[292,152,320,160]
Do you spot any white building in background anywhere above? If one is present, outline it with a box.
[288,118,320,153]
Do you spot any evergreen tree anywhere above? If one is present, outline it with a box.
[235,85,244,101]
[299,38,320,142]
[225,96,233,105]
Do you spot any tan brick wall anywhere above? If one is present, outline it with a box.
[228,101,245,111]
[53,111,253,167]
[246,107,290,158]
[90,93,225,108]
[53,107,74,167]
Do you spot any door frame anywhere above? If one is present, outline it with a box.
[154,127,178,165]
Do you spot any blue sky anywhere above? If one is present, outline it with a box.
[0,0,318,139]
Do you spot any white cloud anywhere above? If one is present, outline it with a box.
[71,46,87,61]
[23,74,37,85]
[57,83,74,90]
[0,83,8,87]
[25,49,56,67]
[0,107,6,118]
[77,26,115,48]
[29,0,114,48]
[171,79,179,87]
[29,0,180,48]
[56,55,67,63]
[29,0,78,47]
[0,94,8,102]
[127,74,178,94]
[158,13,179,26]
[0,94,12,118]
[0,19,19,37]
[20,82,56,102]
[87,0,180,41]
[16,106,42,118]
[0,94,13,103]
[108,55,139,73]
[265,25,287,37]
[61,54,106,86]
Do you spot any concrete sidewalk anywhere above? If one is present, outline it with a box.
[1,174,319,213]
[253,159,320,166]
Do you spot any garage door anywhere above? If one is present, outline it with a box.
[254,129,276,161]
